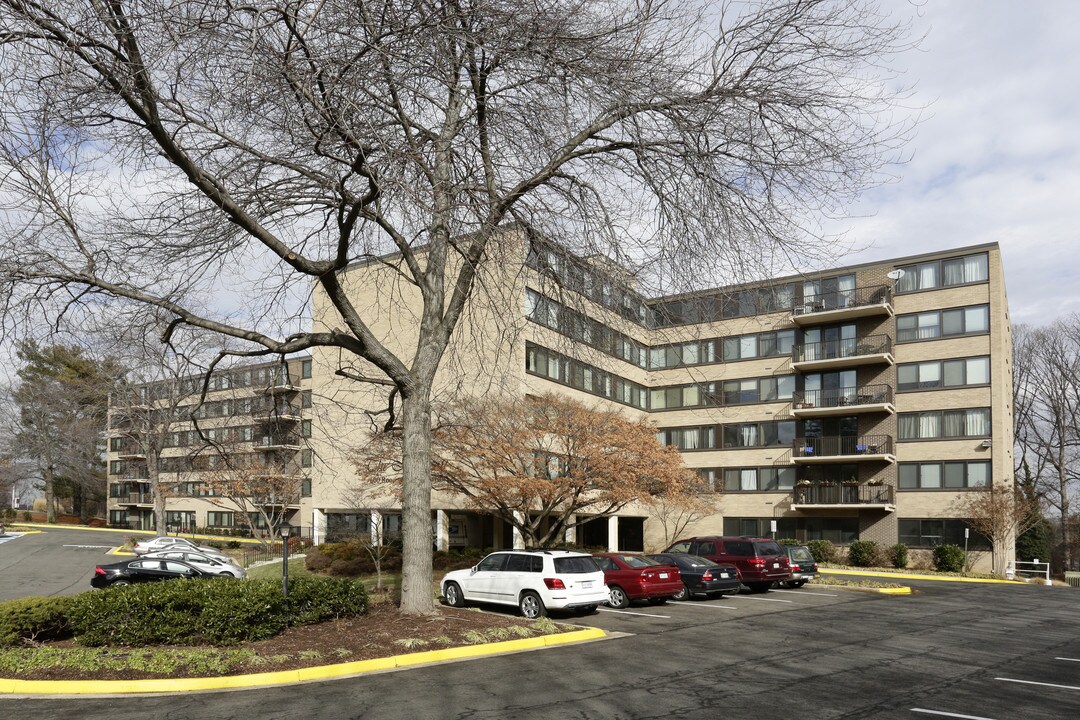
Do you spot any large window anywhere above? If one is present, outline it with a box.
[899,519,989,548]
[650,341,716,369]
[721,421,796,448]
[525,289,648,368]
[898,461,991,489]
[206,511,234,528]
[897,305,990,342]
[898,409,991,440]
[650,375,795,410]
[722,467,797,491]
[895,253,989,293]
[722,330,796,362]
[525,342,648,410]
[656,426,717,451]
[897,356,990,391]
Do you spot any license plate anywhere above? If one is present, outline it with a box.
[773,563,780,569]
[659,572,669,579]
[720,573,729,579]
[581,581,593,589]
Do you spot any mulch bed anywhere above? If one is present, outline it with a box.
[7,601,569,682]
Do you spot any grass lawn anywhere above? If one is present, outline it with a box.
[245,559,403,596]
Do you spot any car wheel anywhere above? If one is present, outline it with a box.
[749,582,772,594]
[444,581,466,608]
[672,583,690,601]
[111,580,131,587]
[647,597,668,605]
[574,605,598,616]
[608,586,630,609]
[519,591,546,619]
[791,580,807,588]
[220,571,235,578]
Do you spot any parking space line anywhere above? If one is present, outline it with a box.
[730,595,793,603]
[1055,657,1080,662]
[911,708,997,719]
[771,589,839,597]
[995,677,1080,691]
[597,608,671,619]
[670,602,738,610]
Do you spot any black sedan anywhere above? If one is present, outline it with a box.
[647,553,741,600]
[90,558,210,588]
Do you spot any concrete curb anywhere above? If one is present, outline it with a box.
[0,627,608,696]
[821,568,1020,585]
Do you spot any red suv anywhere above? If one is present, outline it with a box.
[662,536,791,593]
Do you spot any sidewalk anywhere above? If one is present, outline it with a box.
[821,567,1022,585]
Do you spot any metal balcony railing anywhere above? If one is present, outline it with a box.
[791,334,892,364]
[792,284,892,316]
[792,384,893,410]
[793,483,896,506]
[792,434,894,458]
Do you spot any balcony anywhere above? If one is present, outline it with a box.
[790,334,893,373]
[791,483,896,512]
[254,406,302,423]
[115,449,147,460]
[112,493,154,506]
[254,436,302,451]
[791,385,895,418]
[791,435,895,464]
[262,375,299,395]
[791,284,893,326]
[250,495,302,508]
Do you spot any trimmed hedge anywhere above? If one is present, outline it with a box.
[67,577,368,647]
[0,596,75,647]
[933,544,966,573]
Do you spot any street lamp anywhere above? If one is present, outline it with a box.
[278,520,293,598]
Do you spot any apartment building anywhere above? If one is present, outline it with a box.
[105,357,314,535]
[306,231,1013,571]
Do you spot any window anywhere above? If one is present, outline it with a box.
[897,305,990,342]
[899,519,990,548]
[722,467,796,491]
[302,390,312,409]
[898,356,990,391]
[109,510,128,527]
[898,409,991,440]
[895,252,988,293]
[206,511,234,528]
[898,461,991,489]
[721,421,796,448]
[302,420,312,438]
[302,448,313,468]
[526,342,647,409]
[723,330,795,361]
[656,426,717,451]
[165,511,195,531]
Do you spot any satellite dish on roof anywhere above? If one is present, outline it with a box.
[886,269,906,280]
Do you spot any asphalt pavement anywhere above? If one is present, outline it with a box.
[3,562,1076,719]
[0,526,127,600]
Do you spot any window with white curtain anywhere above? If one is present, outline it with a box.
[899,409,991,440]
[740,469,757,491]
[896,253,988,293]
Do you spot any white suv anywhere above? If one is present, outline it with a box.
[441,550,608,619]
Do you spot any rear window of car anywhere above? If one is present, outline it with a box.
[754,541,784,556]
[790,547,814,562]
[618,555,658,568]
[554,556,601,574]
[724,540,754,556]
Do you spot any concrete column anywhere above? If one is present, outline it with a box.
[435,509,449,552]
[564,515,577,546]
[312,508,326,546]
[370,509,382,546]
[512,511,525,549]
[608,515,619,552]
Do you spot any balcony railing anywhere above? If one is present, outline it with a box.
[792,434,894,458]
[112,493,153,505]
[254,436,302,449]
[792,284,892,317]
[792,384,893,410]
[793,483,896,506]
[254,406,302,422]
[791,334,892,364]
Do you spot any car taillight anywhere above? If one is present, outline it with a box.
[748,557,766,568]
[94,566,106,575]
[790,563,801,571]
[543,578,565,590]
[813,563,819,571]
[701,570,713,581]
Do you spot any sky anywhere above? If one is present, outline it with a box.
[833,0,1080,325]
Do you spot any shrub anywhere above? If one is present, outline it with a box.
[888,543,908,569]
[227,540,241,549]
[0,596,75,646]
[847,540,879,567]
[806,540,836,564]
[286,576,368,625]
[776,537,801,546]
[22,511,31,521]
[933,544,966,572]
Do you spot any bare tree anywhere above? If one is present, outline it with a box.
[0,0,913,613]
[955,485,1044,576]
[1013,316,1080,568]
[647,490,713,551]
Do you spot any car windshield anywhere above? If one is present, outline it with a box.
[617,555,658,568]
[553,556,600,574]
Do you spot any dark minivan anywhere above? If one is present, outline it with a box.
[662,536,791,593]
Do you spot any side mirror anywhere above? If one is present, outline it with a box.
[470,565,478,574]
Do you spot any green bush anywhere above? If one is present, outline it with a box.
[847,540,879,567]
[933,544,966,572]
[0,596,75,646]
[22,511,31,521]
[1016,517,1052,564]
[68,577,367,647]
[776,537,801,546]
[888,543,909,569]
[806,540,836,564]
[227,540,241,549]
[304,541,403,576]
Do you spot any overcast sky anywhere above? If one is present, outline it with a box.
[833,0,1080,325]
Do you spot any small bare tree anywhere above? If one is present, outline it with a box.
[0,0,914,612]
[647,490,713,551]
[956,485,1044,576]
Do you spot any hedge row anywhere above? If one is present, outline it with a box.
[0,576,368,648]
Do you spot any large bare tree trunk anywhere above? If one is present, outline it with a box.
[399,390,434,615]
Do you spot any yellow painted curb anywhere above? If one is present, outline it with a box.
[821,568,1020,585]
[875,586,912,595]
[8,524,263,545]
[107,547,136,556]
[0,627,608,696]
